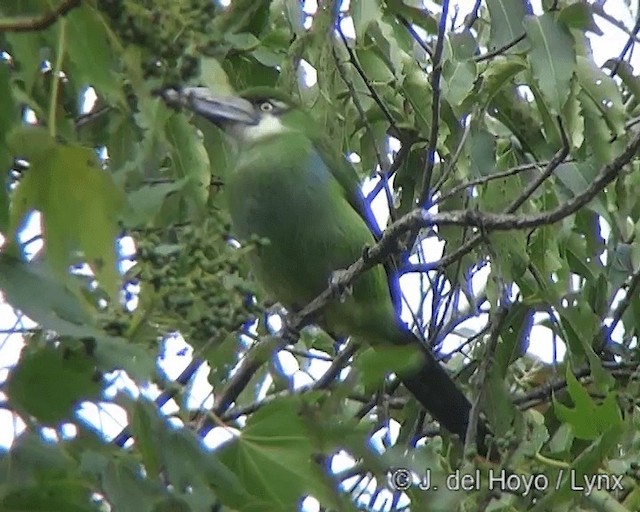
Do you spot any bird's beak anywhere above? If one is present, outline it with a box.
[160,87,259,125]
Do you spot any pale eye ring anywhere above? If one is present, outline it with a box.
[259,101,274,112]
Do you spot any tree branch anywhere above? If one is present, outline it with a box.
[0,0,80,32]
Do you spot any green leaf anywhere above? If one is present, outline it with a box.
[467,127,496,177]
[7,345,101,423]
[198,57,234,95]
[165,115,211,216]
[65,4,125,106]
[524,14,575,114]
[561,78,585,149]
[93,337,156,381]
[553,367,623,440]
[384,0,438,34]
[0,254,100,337]
[578,91,616,164]
[401,63,433,135]
[9,129,125,299]
[442,58,477,107]
[354,345,422,389]
[124,179,188,227]
[576,55,625,136]
[486,0,527,51]
[478,56,527,107]
[557,3,603,35]
[351,0,381,37]
[554,160,608,218]
[218,397,344,511]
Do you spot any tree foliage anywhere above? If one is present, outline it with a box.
[1,0,640,510]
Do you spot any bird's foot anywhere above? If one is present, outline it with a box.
[329,269,352,303]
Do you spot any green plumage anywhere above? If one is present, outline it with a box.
[226,125,397,342]
[161,86,492,457]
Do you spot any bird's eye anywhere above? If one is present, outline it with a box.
[259,101,274,112]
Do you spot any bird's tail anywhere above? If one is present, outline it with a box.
[396,329,494,459]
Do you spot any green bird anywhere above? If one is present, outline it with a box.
[161,86,491,456]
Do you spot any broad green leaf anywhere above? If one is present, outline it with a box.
[95,456,165,512]
[383,0,438,34]
[354,344,422,389]
[537,424,624,511]
[478,55,527,107]
[442,58,477,107]
[553,368,623,440]
[124,179,188,227]
[65,4,125,106]
[557,3,603,35]
[578,91,616,164]
[93,337,156,381]
[351,0,381,37]
[7,345,102,423]
[486,0,527,51]
[368,18,410,76]
[218,397,346,511]
[467,127,496,177]
[554,161,608,218]
[576,55,625,136]
[9,129,125,299]
[524,14,575,114]
[0,254,99,337]
[198,57,234,95]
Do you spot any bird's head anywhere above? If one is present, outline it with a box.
[162,86,305,144]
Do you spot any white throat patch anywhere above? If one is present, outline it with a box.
[242,114,288,141]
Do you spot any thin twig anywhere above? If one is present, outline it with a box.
[474,33,526,63]
[0,0,80,32]
[465,304,509,456]
[418,0,450,204]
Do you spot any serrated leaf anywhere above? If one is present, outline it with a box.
[165,115,211,216]
[553,367,623,440]
[524,13,575,114]
[576,55,625,136]
[9,130,125,299]
[578,91,615,164]
[218,397,345,511]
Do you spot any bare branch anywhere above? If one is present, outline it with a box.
[418,0,450,204]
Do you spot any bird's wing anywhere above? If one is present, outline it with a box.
[309,131,403,313]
